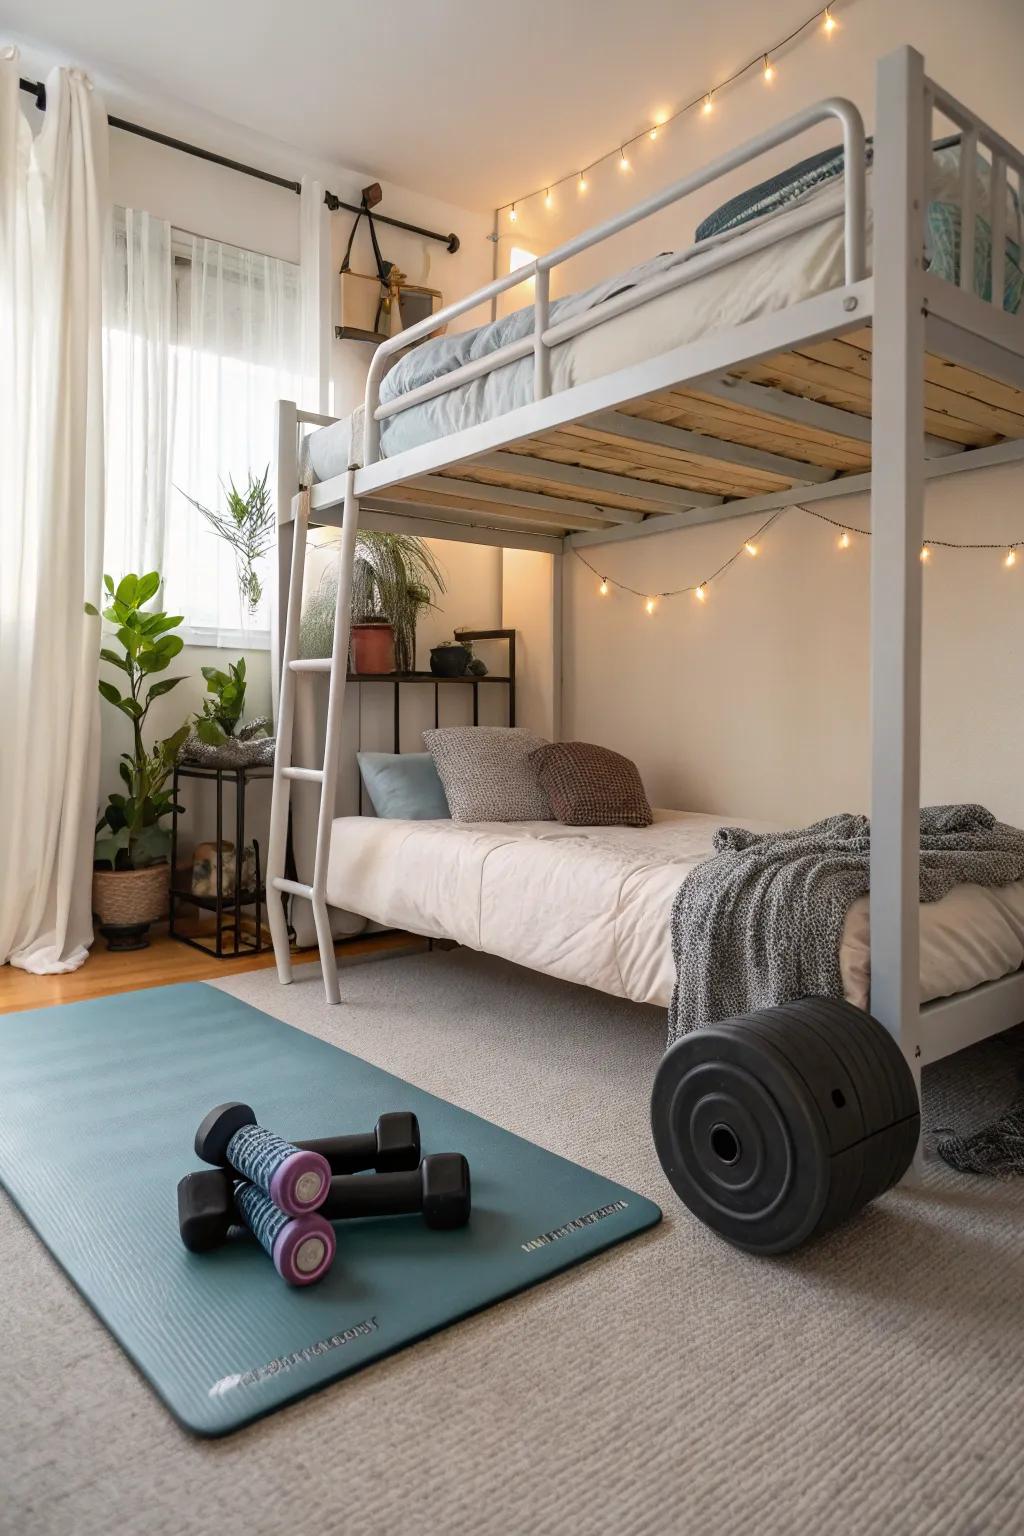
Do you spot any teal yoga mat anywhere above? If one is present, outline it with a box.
[0,983,661,1436]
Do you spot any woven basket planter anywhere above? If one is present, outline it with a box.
[92,863,169,949]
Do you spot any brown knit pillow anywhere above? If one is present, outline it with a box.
[528,741,653,827]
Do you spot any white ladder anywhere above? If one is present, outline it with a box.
[266,470,360,1004]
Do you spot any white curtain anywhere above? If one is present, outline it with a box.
[0,53,109,974]
[163,234,303,640]
[104,208,172,576]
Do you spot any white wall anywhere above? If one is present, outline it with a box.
[502,0,1024,826]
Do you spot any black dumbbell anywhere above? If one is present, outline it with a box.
[178,1152,470,1252]
[180,1111,421,1252]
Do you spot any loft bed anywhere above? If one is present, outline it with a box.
[266,48,1024,1111]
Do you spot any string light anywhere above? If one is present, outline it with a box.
[496,5,844,220]
[574,503,1024,621]
[509,203,517,223]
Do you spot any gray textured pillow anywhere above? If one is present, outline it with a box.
[423,727,552,822]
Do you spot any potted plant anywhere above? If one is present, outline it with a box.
[181,657,273,768]
[179,467,273,622]
[84,572,190,949]
[299,530,446,674]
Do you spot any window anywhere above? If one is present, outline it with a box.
[105,210,303,645]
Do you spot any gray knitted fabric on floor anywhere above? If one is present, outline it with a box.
[937,1099,1024,1176]
[4,949,1024,1536]
[668,803,1024,1044]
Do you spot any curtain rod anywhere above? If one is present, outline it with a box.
[18,75,461,253]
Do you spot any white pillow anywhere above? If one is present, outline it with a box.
[423,727,551,823]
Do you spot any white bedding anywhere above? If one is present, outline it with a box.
[325,809,1024,1013]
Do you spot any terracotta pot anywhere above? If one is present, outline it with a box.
[351,621,397,675]
[92,863,169,950]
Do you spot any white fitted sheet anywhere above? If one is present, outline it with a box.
[325,809,1024,1012]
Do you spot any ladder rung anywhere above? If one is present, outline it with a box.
[289,659,332,672]
[282,766,325,783]
[272,877,313,899]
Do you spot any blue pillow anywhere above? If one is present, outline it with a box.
[357,752,451,820]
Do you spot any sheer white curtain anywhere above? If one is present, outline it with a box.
[0,53,109,973]
[164,234,303,640]
[104,208,172,576]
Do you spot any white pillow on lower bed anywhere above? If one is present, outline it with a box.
[423,727,552,823]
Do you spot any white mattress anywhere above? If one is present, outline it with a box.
[306,179,858,482]
[325,809,1024,1013]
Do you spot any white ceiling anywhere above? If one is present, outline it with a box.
[3,0,819,210]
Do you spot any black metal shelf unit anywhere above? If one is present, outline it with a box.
[168,761,273,959]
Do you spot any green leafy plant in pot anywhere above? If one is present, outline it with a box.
[300,530,446,674]
[84,572,190,949]
[181,657,273,767]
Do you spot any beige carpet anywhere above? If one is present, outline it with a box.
[3,949,1024,1536]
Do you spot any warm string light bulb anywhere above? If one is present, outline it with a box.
[645,596,656,615]
[544,188,553,209]
[823,6,837,33]
[838,530,851,550]
[509,203,517,224]
[619,147,630,172]
[599,579,609,596]
[649,113,666,141]
[702,93,714,116]
[920,543,930,563]
[744,541,758,557]
[763,54,775,82]
[1005,549,1018,568]
[578,171,588,194]
[694,583,707,603]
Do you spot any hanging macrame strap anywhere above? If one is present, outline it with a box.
[339,202,392,284]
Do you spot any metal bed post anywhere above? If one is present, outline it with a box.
[869,46,928,1097]
[271,400,298,727]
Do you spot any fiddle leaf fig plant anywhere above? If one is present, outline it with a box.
[84,572,190,869]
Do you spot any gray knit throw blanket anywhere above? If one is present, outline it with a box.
[667,804,1024,1046]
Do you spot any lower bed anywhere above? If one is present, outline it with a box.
[326,809,1024,1012]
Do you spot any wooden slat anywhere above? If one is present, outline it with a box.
[381,483,617,531]
[619,389,870,471]
[848,325,1024,424]
[437,464,674,516]
[561,425,793,494]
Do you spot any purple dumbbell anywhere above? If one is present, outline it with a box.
[195,1102,331,1217]
[234,1181,335,1286]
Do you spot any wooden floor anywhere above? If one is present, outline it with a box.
[0,924,424,1015]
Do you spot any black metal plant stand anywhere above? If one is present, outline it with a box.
[168,762,273,959]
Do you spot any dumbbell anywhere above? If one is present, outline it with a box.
[233,1181,335,1286]
[177,1152,471,1253]
[195,1102,332,1217]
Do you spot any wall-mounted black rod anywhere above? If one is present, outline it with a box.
[18,76,460,254]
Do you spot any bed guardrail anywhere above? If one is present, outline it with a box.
[361,97,868,467]
[926,79,1024,311]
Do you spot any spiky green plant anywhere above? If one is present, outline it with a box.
[179,467,273,617]
[300,531,446,672]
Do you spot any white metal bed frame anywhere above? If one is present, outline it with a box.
[267,47,1024,1104]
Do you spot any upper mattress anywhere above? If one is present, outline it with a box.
[324,809,1024,1012]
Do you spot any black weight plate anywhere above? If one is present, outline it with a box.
[785,998,920,1197]
[793,998,892,1139]
[741,1007,867,1152]
[651,1022,831,1255]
